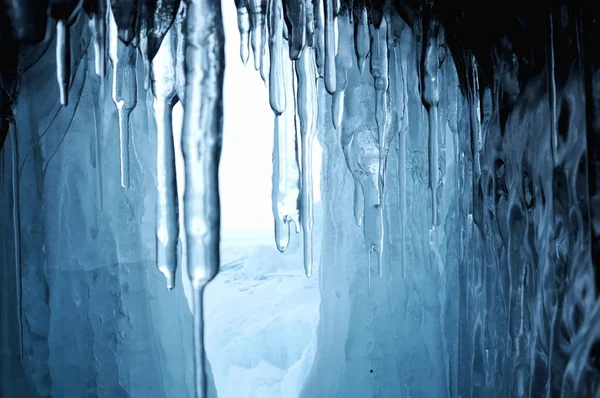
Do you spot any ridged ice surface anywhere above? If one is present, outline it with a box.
[1,1,600,397]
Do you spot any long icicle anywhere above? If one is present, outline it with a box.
[152,27,180,291]
[109,10,138,189]
[56,20,71,106]
[235,0,251,64]
[272,48,301,252]
[89,1,107,77]
[296,47,318,278]
[369,14,389,209]
[420,13,440,227]
[268,0,286,114]
[323,0,336,93]
[247,0,267,71]
[182,0,225,397]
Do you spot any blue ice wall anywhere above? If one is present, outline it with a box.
[0,18,216,398]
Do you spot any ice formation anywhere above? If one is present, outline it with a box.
[1,0,600,397]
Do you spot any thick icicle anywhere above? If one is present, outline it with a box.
[271,51,301,252]
[305,0,315,48]
[182,0,224,397]
[89,3,107,77]
[109,0,138,44]
[369,15,390,206]
[285,0,306,60]
[152,28,179,291]
[175,2,187,104]
[331,14,352,129]
[247,0,267,71]
[146,0,181,62]
[420,15,440,227]
[313,0,325,77]
[56,20,71,106]
[51,0,82,105]
[109,10,138,189]
[323,0,336,93]
[354,6,369,74]
[393,25,411,279]
[296,47,318,278]
[235,0,251,64]
[268,0,286,114]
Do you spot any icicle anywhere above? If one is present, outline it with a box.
[323,0,336,94]
[268,0,286,114]
[56,20,71,106]
[353,179,364,226]
[296,47,318,278]
[182,0,224,396]
[285,0,306,60]
[109,0,138,45]
[305,0,315,48]
[109,10,138,189]
[369,15,390,206]
[333,0,340,14]
[175,2,187,104]
[89,3,107,77]
[394,25,411,280]
[331,13,352,128]
[235,0,251,64]
[420,16,440,227]
[354,6,369,74]
[247,0,267,71]
[272,53,301,252]
[548,8,558,165]
[314,0,325,77]
[152,28,179,291]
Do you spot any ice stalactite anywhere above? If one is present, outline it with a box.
[353,5,369,74]
[369,13,390,208]
[181,0,224,396]
[331,15,352,129]
[323,0,336,94]
[109,0,138,44]
[268,0,286,114]
[87,0,107,77]
[109,9,138,189]
[247,0,267,72]
[174,2,187,104]
[313,0,325,77]
[235,0,250,64]
[285,0,306,59]
[391,23,411,279]
[337,14,384,280]
[297,47,318,278]
[420,12,441,227]
[152,27,179,290]
[51,1,82,106]
[271,51,301,253]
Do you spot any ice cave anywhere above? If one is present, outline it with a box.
[1,0,599,397]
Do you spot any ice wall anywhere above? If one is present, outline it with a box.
[0,15,217,398]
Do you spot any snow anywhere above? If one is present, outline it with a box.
[204,238,319,398]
